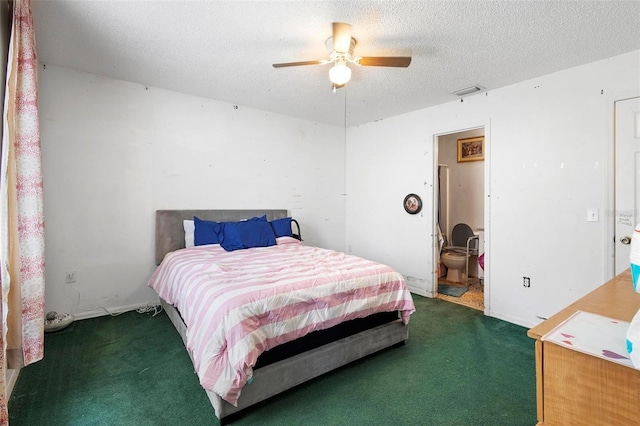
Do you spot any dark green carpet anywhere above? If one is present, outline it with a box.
[9,296,536,425]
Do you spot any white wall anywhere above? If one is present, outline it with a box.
[40,65,346,318]
[347,50,640,327]
[39,50,640,328]
[438,128,484,238]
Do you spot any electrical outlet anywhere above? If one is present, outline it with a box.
[523,276,531,288]
[65,270,77,284]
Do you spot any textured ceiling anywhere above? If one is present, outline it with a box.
[32,1,640,127]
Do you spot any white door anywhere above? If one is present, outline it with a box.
[615,97,640,274]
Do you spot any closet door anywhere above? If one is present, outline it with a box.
[614,97,640,274]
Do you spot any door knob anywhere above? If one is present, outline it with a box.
[621,236,632,245]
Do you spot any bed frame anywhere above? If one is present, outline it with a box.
[155,209,409,424]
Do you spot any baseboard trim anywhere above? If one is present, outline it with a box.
[488,310,536,329]
[72,300,160,321]
[408,287,431,298]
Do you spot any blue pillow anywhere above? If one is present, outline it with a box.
[221,216,276,252]
[193,216,224,246]
[270,217,292,238]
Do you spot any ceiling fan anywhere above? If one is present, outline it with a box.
[272,22,412,90]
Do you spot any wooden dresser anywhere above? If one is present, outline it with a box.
[527,269,640,425]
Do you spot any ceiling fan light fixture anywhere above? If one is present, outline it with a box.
[329,61,351,85]
[272,22,411,88]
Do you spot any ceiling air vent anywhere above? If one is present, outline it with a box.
[452,85,484,97]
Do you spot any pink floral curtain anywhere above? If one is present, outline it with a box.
[0,0,45,423]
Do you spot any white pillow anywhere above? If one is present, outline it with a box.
[276,236,301,245]
[183,220,195,248]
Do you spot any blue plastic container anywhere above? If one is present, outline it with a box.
[632,263,640,292]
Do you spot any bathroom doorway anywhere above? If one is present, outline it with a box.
[433,127,486,311]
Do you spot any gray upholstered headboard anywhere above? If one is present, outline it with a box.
[155,209,288,265]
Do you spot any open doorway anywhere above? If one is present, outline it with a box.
[433,127,486,311]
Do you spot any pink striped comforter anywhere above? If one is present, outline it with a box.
[148,240,415,405]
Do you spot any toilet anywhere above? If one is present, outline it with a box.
[441,252,468,283]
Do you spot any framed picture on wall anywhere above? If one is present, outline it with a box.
[457,136,484,162]
[403,193,422,214]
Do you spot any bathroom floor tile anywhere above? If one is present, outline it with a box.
[436,277,484,311]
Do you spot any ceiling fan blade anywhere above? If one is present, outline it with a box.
[332,22,352,53]
[357,56,412,67]
[272,60,326,68]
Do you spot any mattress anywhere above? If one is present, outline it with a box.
[254,310,399,368]
[148,238,415,405]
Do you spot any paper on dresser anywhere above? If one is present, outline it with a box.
[542,310,635,369]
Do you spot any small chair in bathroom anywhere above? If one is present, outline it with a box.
[441,223,479,285]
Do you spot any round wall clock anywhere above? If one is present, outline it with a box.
[403,193,422,214]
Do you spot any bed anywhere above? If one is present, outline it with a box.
[150,209,415,424]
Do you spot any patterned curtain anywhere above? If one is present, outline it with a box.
[0,0,45,423]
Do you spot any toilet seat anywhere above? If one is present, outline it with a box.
[442,252,467,260]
